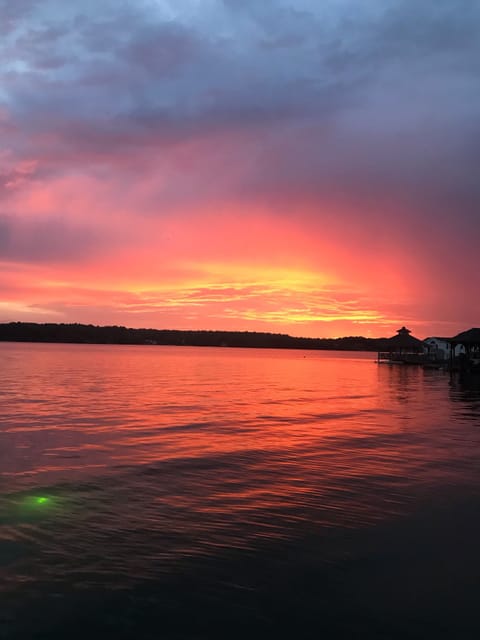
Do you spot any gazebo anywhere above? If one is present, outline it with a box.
[388,326,424,353]
[378,326,425,364]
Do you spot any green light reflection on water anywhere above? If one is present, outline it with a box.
[22,495,54,510]
[1,493,63,525]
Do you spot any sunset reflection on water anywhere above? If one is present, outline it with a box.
[1,343,480,639]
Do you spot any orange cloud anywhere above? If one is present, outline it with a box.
[0,138,475,338]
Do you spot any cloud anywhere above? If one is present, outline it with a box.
[0,0,40,36]
[0,214,100,263]
[0,159,37,193]
[2,0,478,214]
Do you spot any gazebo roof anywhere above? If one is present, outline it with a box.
[449,328,480,345]
[388,326,424,352]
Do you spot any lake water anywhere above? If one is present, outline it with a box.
[1,343,480,639]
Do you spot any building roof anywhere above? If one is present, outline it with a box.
[388,326,424,352]
[449,328,480,345]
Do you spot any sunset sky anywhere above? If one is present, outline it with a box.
[1,0,479,338]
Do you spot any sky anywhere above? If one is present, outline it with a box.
[1,0,479,338]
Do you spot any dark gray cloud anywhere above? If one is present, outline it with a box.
[0,0,40,35]
[1,0,479,244]
[2,1,477,143]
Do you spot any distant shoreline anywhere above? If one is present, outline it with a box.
[0,322,391,352]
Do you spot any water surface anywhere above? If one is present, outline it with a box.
[1,343,480,639]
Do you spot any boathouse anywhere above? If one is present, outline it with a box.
[448,328,480,371]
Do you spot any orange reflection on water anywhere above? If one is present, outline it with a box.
[3,343,476,532]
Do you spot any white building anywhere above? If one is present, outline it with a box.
[423,337,465,360]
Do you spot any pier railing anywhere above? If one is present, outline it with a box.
[377,352,438,365]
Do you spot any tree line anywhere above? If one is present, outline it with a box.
[0,322,393,351]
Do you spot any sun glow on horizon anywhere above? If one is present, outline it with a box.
[0,252,404,337]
